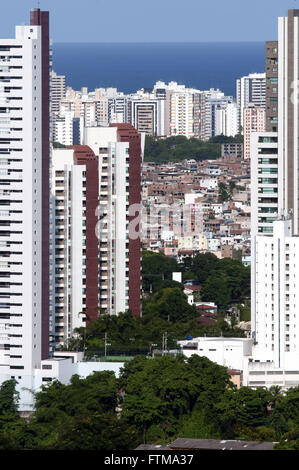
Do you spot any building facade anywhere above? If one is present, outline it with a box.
[277,9,299,235]
[0,9,50,398]
[51,70,65,115]
[265,41,278,132]
[243,104,266,159]
[84,124,143,317]
[253,219,299,368]
[236,73,266,130]
[214,101,239,138]
[250,10,299,385]
[50,145,99,346]
[250,132,279,237]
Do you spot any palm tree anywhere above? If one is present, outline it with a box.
[269,385,284,409]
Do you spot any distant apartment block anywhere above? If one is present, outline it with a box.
[51,70,66,114]
[169,89,195,138]
[243,104,266,159]
[250,132,278,237]
[54,110,81,146]
[192,92,206,140]
[265,41,278,132]
[221,143,243,159]
[129,98,165,136]
[214,101,239,137]
[236,73,266,130]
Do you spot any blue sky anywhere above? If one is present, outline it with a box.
[0,0,296,42]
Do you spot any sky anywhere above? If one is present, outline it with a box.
[0,0,297,43]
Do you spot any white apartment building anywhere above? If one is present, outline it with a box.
[51,70,66,144]
[153,81,201,138]
[54,109,80,146]
[129,97,166,136]
[51,70,66,114]
[248,11,299,388]
[205,94,237,139]
[214,101,239,137]
[50,148,87,345]
[108,96,128,123]
[0,9,145,411]
[250,132,279,352]
[250,132,279,237]
[169,89,195,138]
[236,73,266,130]
[154,81,205,138]
[0,23,46,388]
[252,219,299,369]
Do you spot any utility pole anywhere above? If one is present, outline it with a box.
[104,332,111,357]
[162,332,168,356]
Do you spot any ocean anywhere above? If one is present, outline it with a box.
[52,42,265,98]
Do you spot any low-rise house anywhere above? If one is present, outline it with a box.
[178,337,254,371]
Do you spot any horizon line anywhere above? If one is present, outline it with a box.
[52,40,266,45]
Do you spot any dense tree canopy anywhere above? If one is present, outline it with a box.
[144,135,219,163]
[142,250,182,293]
[179,252,251,309]
[0,373,138,450]
[218,182,231,202]
[68,308,244,358]
[64,251,250,357]
[190,252,219,284]
[144,135,243,163]
[200,273,231,309]
[142,287,197,322]
[208,135,243,144]
[26,371,139,450]
[143,250,250,309]
[0,361,299,449]
[120,355,233,442]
